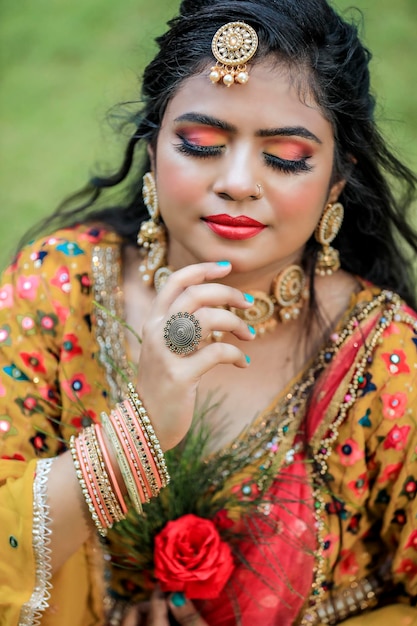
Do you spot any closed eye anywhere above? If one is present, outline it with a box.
[264,153,313,174]
[174,136,224,158]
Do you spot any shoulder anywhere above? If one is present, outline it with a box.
[9,224,120,268]
[0,224,123,314]
[3,224,121,282]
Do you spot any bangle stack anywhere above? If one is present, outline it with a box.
[69,389,170,536]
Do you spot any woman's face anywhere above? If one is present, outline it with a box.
[151,59,344,286]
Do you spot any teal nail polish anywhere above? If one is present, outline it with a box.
[245,354,251,364]
[248,325,256,335]
[171,592,187,607]
[216,260,231,267]
[244,293,254,304]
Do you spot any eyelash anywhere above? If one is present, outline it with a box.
[174,136,313,174]
[263,153,313,174]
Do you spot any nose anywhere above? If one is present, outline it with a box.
[212,146,261,201]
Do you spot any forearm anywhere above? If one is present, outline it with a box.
[47,451,94,573]
[332,604,417,625]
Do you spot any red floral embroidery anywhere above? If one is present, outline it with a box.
[383,425,411,451]
[336,438,364,466]
[50,266,71,293]
[1,453,26,461]
[16,275,40,301]
[79,227,105,243]
[378,462,403,484]
[61,333,83,361]
[38,385,60,405]
[71,410,97,430]
[53,301,70,324]
[61,373,92,399]
[347,472,369,498]
[381,350,410,375]
[339,550,359,576]
[381,392,407,420]
[405,530,417,551]
[19,351,47,374]
[396,559,417,577]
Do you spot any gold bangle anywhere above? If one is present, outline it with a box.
[127,383,170,487]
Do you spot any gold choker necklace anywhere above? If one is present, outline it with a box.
[150,264,308,337]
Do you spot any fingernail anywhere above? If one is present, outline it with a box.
[245,354,251,364]
[248,325,256,335]
[216,260,231,267]
[171,592,187,607]
[243,293,254,304]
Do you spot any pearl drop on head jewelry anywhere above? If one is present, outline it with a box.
[236,71,249,84]
[209,69,221,83]
[223,73,234,86]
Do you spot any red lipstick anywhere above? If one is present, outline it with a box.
[203,214,266,240]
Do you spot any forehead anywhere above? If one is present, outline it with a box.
[161,59,333,140]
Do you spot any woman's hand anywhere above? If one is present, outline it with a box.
[122,590,208,626]
[136,261,255,450]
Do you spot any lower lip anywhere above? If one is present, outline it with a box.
[204,222,265,240]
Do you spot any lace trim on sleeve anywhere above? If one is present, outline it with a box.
[19,458,54,626]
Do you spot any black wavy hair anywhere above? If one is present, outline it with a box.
[21,0,417,307]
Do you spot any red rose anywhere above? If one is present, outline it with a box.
[154,513,234,599]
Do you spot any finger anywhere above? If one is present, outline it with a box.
[181,341,251,375]
[153,262,235,312]
[148,587,169,625]
[169,282,253,317]
[168,593,209,626]
[191,307,256,342]
[121,604,142,626]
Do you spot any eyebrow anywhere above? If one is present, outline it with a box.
[173,112,322,144]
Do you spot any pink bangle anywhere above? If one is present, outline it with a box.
[122,399,162,491]
[94,423,128,515]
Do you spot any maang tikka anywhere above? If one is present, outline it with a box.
[209,21,258,87]
[315,202,344,276]
[137,172,167,284]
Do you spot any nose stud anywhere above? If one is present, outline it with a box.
[255,184,263,199]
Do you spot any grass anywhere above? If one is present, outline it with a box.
[0,0,416,268]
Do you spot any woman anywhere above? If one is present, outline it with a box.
[0,0,416,624]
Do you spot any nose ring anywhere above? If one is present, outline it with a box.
[255,184,263,199]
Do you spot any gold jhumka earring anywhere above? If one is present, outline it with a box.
[315,202,344,276]
[209,21,258,86]
[137,172,167,284]
[230,264,308,335]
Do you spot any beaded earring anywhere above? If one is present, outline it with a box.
[273,264,308,323]
[315,202,344,276]
[137,172,167,284]
[229,264,308,335]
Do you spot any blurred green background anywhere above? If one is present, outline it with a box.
[0,0,416,268]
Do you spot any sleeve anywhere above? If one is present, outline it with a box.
[331,312,417,600]
[0,229,97,624]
